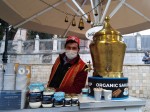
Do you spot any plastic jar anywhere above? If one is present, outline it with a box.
[42,88,55,108]
[53,92,65,107]
[64,94,72,106]
[29,87,42,108]
[71,94,79,106]
[82,88,89,97]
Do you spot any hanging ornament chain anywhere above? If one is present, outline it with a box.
[40,0,104,30]
[40,0,104,17]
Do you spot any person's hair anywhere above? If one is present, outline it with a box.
[64,40,80,49]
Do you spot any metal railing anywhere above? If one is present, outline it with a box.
[0,35,150,54]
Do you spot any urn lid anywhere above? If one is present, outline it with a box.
[94,16,121,37]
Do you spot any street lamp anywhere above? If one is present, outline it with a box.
[2,22,9,64]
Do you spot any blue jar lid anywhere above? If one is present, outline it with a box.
[28,82,44,91]
[54,92,65,101]
[54,92,65,97]
[82,88,89,92]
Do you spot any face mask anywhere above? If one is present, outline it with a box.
[65,50,78,59]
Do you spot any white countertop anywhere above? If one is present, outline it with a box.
[1,96,146,112]
[79,95,146,109]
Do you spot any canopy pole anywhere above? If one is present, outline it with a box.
[109,0,126,18]
[100,0,111,24]
[63,0,87,37]
[72,0,88,19]
[90,0,97,22]
[95,0,101,22]
[14,0,66,29]
[65,3,87,22]
[124,2,150,22]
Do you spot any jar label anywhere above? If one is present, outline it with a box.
[42,95,53,104]
[72,99,79,106]
[65,99,72,106]
[54,99,64,107]
[29,92,42,102]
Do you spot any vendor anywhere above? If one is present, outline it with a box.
[47,36,88,94]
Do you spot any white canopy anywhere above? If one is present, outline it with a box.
[0,0,150,39]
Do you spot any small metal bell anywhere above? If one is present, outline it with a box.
[94,9,98,16]
[65,15,69,22]
[72,17,76,26]
[78,17,84,30]
[87,13,91,23]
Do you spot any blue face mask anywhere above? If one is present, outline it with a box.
[65,50,77,59]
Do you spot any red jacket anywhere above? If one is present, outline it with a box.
[47,53,88,94]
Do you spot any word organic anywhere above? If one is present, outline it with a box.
[96,83,128,88]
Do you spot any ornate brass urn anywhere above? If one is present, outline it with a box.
[89,17,126,78]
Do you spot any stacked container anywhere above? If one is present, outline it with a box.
[28,82,44,108]
[3,63,15,90]
[15,65,27,90]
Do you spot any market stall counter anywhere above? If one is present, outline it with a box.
[0,95,146,112]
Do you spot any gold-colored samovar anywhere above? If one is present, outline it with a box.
[89,17,126,78]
